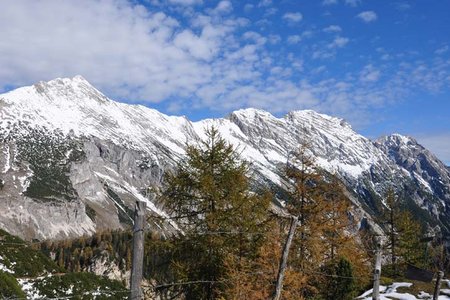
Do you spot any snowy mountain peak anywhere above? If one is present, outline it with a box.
[45,75,93,88]
[228,108,276,121]
[286,110,352,131]
[33,75,108,104]
[45,75,91,86]
[377,133,417,147]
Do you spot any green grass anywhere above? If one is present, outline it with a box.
[380,276,394,286]
[395,279,436,296]
[375,276,438,297]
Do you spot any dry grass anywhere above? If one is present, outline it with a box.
[395,279,435,295]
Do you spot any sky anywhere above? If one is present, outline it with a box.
[0,0,449,164]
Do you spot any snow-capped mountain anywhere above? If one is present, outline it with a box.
[0,76,449,240]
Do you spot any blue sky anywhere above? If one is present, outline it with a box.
[0,0,449,163]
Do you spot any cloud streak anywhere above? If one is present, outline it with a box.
[282,12,303,22]
[323,25,342,33]
[356,11,378,23]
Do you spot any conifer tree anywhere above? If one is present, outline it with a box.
[321,257,355,300]
[222,217,305,300]
[321,174,353,262]
[161,126,271,299]
[384,187,399,273]
[319,173,371,291]
[282,143,370,298]
[284,141,324,272]
[382,188,426,274]
[396,210,425,267]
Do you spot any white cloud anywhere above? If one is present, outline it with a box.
[0,0,246,102]
[312,50,335,60]
[381,54,391,61]
[258,0,272,7]
[264,7,278,16]
[301,30,314,39]
[268,34,282,44]
[312,36,349,59]
[213,1,233,14]
[243,4,254,12]
[322,0,338,5]
[360,64,381,82]
[173,30,217,61]
[312,66,327,74]
[328,36,349,48]
[356,11,378,23]
[242,31,267,45]
[287,35,302,44]
[168,0,202,5]
[282,12,303,23]
[323,25,342,33]
[407,60,450,92]
[435,45,449,55]
[394,2,411,11]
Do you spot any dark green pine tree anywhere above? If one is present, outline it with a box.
[382,188,426,275]
[321,257,355,300]
[160,126,271,300]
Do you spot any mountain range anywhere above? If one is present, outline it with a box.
[0,76,449,241]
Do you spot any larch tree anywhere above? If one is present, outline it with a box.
[222,216,307,300]
[284,141,324,269]
[282,142,370,298]
[282,141,337,298]
[321,173,353,262]
[160,126,271,300]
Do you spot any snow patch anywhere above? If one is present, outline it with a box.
[413,172,433,192]
[358,282,450,300]
[2,144,10,173]
[0,261,14,274]
[18,278,44,299]
[0,254,14,273]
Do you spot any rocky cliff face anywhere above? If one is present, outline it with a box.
[375,134,450,231]
[0,76,449,240]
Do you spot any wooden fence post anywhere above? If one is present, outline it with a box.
[433,270,444,300]
[372,236,382,300]
[130,201,146,300]
[273,216,298,300]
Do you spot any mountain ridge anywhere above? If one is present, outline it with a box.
[1,76,449,241]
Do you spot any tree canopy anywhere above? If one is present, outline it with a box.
[161,126,271,299]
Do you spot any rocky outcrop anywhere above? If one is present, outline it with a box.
[376,134,450,232]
